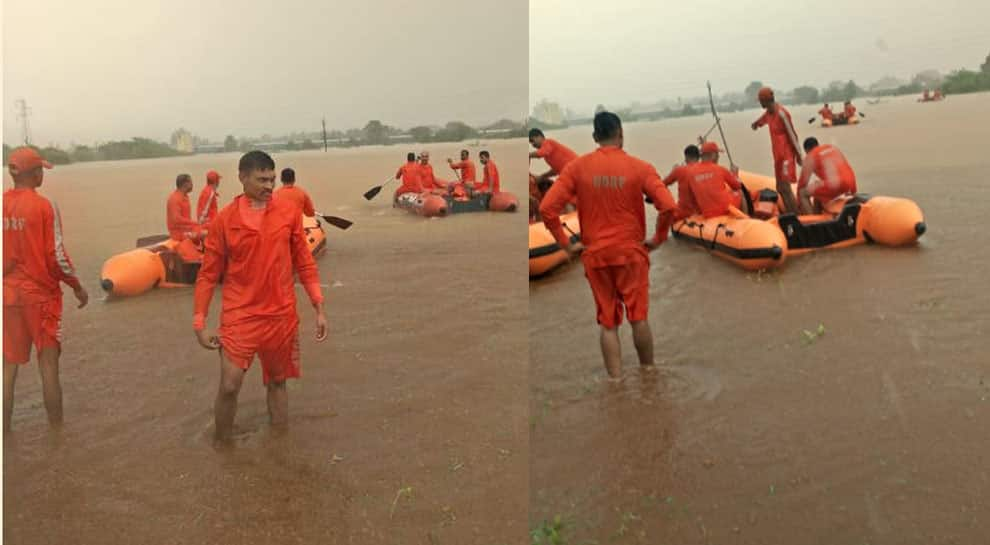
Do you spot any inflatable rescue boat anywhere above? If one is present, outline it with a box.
[394,190,519,217]
[100,215,327,297]
[671,171,925,271]
[528,211,581,277]
[822,114,860,127]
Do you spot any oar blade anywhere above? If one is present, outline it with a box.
[363,185,384,200]
[136,234,170,247]
[320,215,353,230]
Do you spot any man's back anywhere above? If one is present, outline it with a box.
[275,185,315,217]
[686,162,740,218]
[3,188,75,302]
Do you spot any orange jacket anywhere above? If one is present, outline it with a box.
[799,145,857,193]
[818,106,834,120]
[662,163,700,217]
[193,196,323,330]
[533,138,578,173]
[3,188,82,304]
[477,160,501,193]
[844,104,857,118]
[539,146,677,267]
[167,190,200,241]
[196,184,220,225]
[449,159,477,182]
[396,161,423,195]
[275,185,316,217]
[754,105,802,159]
[685,162,742,218]
[418,164,446,191]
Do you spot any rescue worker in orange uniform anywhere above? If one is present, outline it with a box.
[843,101,857,120]
[818,103,834,123]
[417,151,448,193]
[196,170,222,226]
[751,86,802,214]
[687,141,749,218]
[539,112,677,380]
[447,149,477,184]
[167,174,207,262]
[528,128,579,192]
[662,144,702,217]
[394,152,423,199]
[477,150,500,193]
[274,168,316,218]
[193,151,328,442]
[797,137,858,214]
[3,147,89,432]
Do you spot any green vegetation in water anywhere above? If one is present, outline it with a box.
[531,516,567,545]
[801,323,827,345]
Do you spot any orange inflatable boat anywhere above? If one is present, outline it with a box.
[671,171,925,270]
[822,114,860,127]
[394,190,519,217]
[528,211,581,277]
[100,215,327,297]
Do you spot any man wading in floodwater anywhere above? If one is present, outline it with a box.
[193,151,328,442]
[539,112,677,380]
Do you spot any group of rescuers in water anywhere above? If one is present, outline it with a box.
[530,86,859,379]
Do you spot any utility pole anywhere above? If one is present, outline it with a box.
[16,99,32,146]
[321,117,328,152]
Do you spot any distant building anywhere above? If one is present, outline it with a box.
[531,100,565,126]
[170,128,195,153]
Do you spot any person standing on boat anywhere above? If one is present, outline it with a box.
[686,141,749,218]
[394,152,423,199]
[167,174,207,262]
[528,128,578,193]
[196,170,222,226]
[447,149,477,184]
[274,168,315,218]
[477,150,501,193]
[3,147,89,432]
[751,86,802,214]
[797,137,858,214]
[193,151,328,442]
[539,112,677,380]
[818,104,834,124]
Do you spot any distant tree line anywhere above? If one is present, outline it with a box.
[2,138,185,167]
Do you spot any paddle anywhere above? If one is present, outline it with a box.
[705,81,737,169]
[315,213,353,230]
[363,177,395,201]
[807,117,817,124]
[135,234,170,247]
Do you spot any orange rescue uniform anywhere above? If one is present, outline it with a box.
[167,190,201,241]
[539,147,677,329]
[275,185,316,217]
[395,161,423,196]
[754,104,802,183]
[478,160,501,193]
[418,164,447,192]
[662,164,701,218]
[533,138,578,173]
[686,162,743,218]
[193,196,324,384]
[449,159,476,183]
[196,184,220,225]
[799,144,857,201]
[818,106,834,121]
[3,188,82,363]
[844,104,857,119]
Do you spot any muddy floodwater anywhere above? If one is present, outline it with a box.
[529,93,990,543]
[4,141,528,544]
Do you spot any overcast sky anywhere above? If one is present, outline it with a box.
[3,0,527,146]
[531,0,989,115]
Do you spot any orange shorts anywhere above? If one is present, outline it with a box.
[219,316,300,385]
[773,154,797,184]
[584,252,650,329]
[3,299,62,364]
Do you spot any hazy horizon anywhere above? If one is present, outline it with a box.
[530,0,989,115]
[3,0,527,148]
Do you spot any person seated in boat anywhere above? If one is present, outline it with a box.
[528,128,578,190]
[447,149,476,185]
[922,88,931,101]
[797,137,858,214]
[417,151,449,194]
[818,103,834,123]
[843,101,857,120]
[477,150,500,193]
[274,168,315,218]
[394,152,423,200]
[686,141,749,218]
[167,174,207,262]
[933,89,943,100]
[653,144,701,238]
